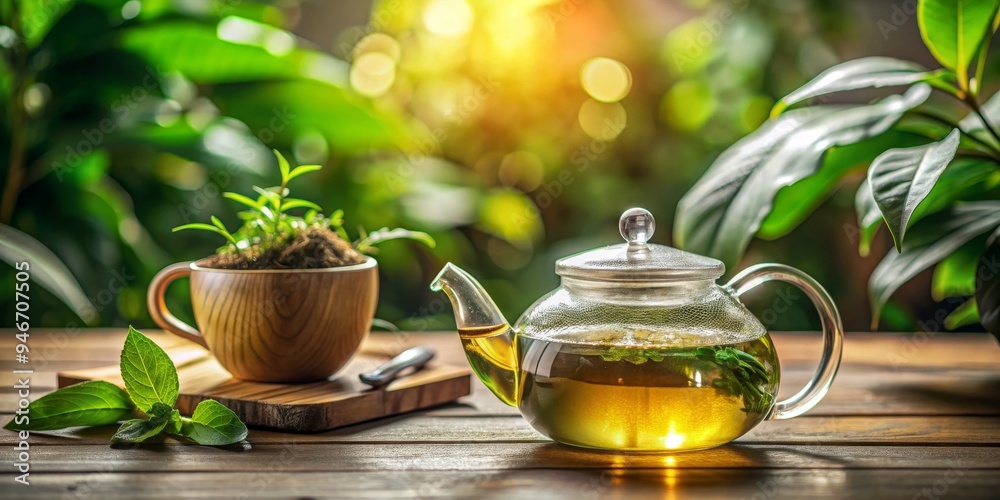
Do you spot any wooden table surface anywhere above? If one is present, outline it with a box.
[2,329,999,499]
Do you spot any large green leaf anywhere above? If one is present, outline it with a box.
[932,238,985,299]
[854,178,883,257]
[119,19,347,85]
[944,297,980,329]
[918,0,998,79]
[869,129,960,251]
[2,381,134,431]
[110,402,173,444]
[120,326,179,413]
[21,0,77,47]
[181,399,248,446]
[211,79,408,152]
[855,156,998,256]
[959,90,1000,133]
[910,157,1000,228]
[675,85,931,267]
[869,201,1000,327]
[976,227,1000,337]
[0,224,97,324]
[772,58,936,117]
[760,131,928,241]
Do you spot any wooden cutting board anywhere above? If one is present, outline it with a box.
[57,335,472,432]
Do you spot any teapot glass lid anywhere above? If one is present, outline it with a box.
[555,208,725,282]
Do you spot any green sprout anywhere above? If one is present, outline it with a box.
[173,150,435,256]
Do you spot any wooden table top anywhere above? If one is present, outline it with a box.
[2,329,999,499]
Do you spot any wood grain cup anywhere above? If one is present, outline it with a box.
[147,258,378,383]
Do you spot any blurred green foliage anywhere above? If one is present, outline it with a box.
[2,0,897,332]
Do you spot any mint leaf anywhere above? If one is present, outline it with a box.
[181,400,248,446]
[110,402,173,444]
[166,408,183,435]
[3,380,135,431]
[120,326,179,412]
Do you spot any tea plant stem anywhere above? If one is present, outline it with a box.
[973,36,990,98]
[1,0,27,224]
[909,110,1000,157]
[968,98,1000,147]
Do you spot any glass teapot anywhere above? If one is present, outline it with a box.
[431,208,843,452]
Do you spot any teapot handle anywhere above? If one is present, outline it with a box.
[725,263,844,420]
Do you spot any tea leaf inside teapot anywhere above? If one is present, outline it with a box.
[597,344,774,414]
[696,346,774,414]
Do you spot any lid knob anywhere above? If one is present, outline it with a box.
[619,207,655,246]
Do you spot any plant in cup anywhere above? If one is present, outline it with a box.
[148,150,435,383]
[173,149,434,269]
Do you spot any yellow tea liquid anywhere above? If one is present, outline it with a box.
[517,335,779,451]
[458,324,520,406]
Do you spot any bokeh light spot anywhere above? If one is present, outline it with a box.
[121,0,141,20]
[23,83,51,116]
[294,130,330,164]
[662,79,716,132]
[498,151,544,191]
[354,33,401,62]
[265,31,295,56]
[580,57,632,103]
[423,0,475,39]
[350,52,396,97]
[578,100,627,140]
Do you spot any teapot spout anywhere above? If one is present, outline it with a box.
[430,263,519,406]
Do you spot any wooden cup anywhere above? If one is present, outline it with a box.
[147,258,378,383]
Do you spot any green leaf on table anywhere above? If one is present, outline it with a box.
[869,129,960,251]
[869,201,1000,327]
[111,402,173,444]
[918,0,998,79]
[945,298,981,329]
[771,57,937,117]
[182,400,248,446]
[167,408,183,435]
[120,326,179,413]
[975,227,1000,336]
[674,85,931,268]
[0,224,98,325]
[3,381,134,431]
